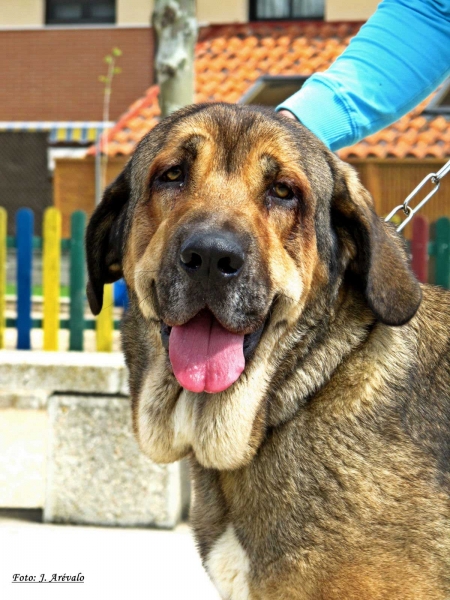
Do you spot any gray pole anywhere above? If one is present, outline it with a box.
[152,0,197,117]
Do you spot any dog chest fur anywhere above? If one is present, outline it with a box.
[205,524,251,600]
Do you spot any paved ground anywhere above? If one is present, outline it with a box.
[0,510,220,600]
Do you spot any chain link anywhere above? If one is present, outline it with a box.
[385,157,450,232]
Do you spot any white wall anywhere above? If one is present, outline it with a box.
[117,0,153,26]
[197,0,248,24]
[326,0,380,21]
[0,0,43,27]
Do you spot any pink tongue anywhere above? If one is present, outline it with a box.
[169,310,245,394]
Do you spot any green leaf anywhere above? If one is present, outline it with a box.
[113,67,122,75]
[104,55,113,64]
[112,47,122,57]
[98,75,107,82]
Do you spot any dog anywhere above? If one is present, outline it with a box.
[85,103,450,599]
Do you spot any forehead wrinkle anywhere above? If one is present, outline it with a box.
[184,110,258,175]
[147,133,210,183]
[260,154,280,180]
[189,138,220,185]
[240,138,301,188]
[161,131,206,157]
[173,113,218,139]
[179,133,206,157]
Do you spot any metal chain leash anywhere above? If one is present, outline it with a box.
[385,157,450,232]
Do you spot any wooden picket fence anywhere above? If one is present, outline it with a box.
[0,206,120,352]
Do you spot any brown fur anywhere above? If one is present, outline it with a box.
[86,103,450,599]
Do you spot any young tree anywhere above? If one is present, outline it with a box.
[152,0,197,117]
[96,47,122,205]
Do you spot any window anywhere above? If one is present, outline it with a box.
[46,0,116,25]
[0,132,51,235]
[239,75,308,107]
[250,0,324,20]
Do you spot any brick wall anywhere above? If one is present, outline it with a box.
[0,28,154,121]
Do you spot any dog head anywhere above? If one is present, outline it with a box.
[86,103,421,469]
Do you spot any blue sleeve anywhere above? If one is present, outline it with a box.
[276,0,450,151]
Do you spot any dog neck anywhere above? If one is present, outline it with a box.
[265,282,377,428]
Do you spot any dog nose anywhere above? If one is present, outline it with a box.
[179,232,245,281]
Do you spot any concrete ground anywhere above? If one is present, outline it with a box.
[0,510,220,600]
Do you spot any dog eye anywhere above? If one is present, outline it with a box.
[161,166,184,182]
[271,182,294,200]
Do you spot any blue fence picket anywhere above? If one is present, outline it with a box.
[16,208,34,350]
[114,278,129,310]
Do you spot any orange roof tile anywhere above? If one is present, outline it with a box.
[340,96,450,160]
[88,21,450,161]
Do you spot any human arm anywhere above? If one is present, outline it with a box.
[276,0,450,151]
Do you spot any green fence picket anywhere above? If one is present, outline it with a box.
[69,211,86,351]
[435,217,450,289]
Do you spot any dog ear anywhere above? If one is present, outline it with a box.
[331,162,421,326]
[85,167,130,315]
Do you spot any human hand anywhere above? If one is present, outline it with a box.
[278,110,298,121]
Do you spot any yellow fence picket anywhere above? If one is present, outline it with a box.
[96,283,113,352]
[0,208,6,349]
[43,207,61,351]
